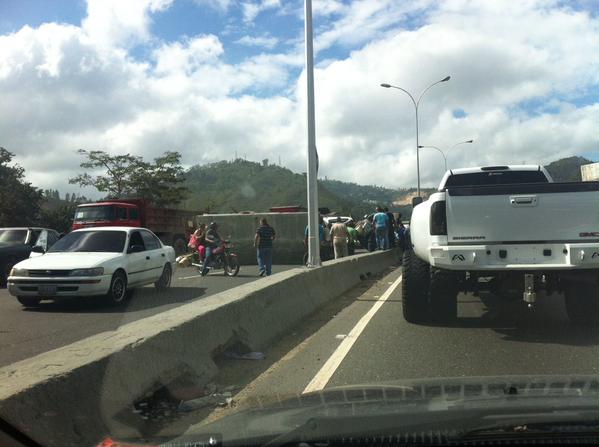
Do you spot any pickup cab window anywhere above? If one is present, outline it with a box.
[444,170,549,188]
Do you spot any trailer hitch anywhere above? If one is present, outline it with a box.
[523,273,536,308]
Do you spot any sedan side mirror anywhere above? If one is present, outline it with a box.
[128,245,145,254]
[31,245,45,254]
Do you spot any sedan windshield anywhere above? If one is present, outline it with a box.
[74,206,114,221]
[48,231,126,253]
[0,229,28,244]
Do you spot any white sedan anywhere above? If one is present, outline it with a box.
[7,227,176,307]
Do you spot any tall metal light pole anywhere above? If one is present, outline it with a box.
[380,76,450,197]
[418,139,474,172]
[304,0,320,267]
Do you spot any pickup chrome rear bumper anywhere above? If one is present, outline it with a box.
[427,243,599,271]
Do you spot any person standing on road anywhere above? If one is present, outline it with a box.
[372,206,389,250]
[330,217,349,259]
[254,218,276,277]
[346,221,358,255]
[384,207,396,248]
[201,222,222,276]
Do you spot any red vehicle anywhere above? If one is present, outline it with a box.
[72,199,198,254]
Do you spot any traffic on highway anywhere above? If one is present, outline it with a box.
[3,1,599,447]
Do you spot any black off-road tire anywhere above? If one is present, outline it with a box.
[565,283,599,326]
[402,249,430,323]
[154,263,172,290]
[17,296,41,307]
[429,268,459,324]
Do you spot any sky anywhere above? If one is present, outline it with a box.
[1,0,599,196]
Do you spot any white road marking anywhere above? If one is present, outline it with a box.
[178,274,203,280]
[303,274,403,394]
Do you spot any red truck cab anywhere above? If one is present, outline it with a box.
[72,202,141,230]
[72,200,198,254]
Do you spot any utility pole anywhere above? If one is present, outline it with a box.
[304,0,320,267]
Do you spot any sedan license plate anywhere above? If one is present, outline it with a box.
[38,285,57,296]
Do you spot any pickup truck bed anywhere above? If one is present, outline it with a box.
[426,181,599,270]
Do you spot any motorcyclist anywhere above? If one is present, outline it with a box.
[201,222,222,276]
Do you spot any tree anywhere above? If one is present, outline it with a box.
[69,149,188,206]
[0,148,43,226]
[40,203,77,234]
[69,149,142,198]
[132,151,188,207]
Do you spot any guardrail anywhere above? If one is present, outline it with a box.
[0,249,400,446]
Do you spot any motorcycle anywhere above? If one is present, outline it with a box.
[191,240,240,277]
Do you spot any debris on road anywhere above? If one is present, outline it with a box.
[177,391,234,412]
[224,351,265,360]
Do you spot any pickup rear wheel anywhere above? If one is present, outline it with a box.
[402,249,430,323]
[429,268,459,324]
[565,283,599,326]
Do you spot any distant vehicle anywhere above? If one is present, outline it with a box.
[7,227,176,307]
[405,164,599,325]
[323,216,353,226]
[72,200,199,255]
[0,227,60,288]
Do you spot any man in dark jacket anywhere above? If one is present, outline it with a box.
[384,207,396,248]
[254,218,276,276]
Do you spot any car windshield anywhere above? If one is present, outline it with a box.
[4,1,599,446]
[47,231,126,253]
[74,206,114,221]
[0,229,28,244]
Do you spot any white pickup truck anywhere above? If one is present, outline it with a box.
[404,165,599,325]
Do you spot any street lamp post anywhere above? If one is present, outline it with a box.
[418,145,447,171]
[380,76,450,197]
[418,139,474,172]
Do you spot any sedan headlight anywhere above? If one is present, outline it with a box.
[70,268,104,277]
[9,268,28,277]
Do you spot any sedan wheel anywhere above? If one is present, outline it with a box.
[105,271,130,306]
[155,264,172,290]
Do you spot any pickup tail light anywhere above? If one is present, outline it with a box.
[430,200,447,235]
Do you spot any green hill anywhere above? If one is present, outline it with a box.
[182,160,356,214]
[179,156,595,218]
[544,156,593,182]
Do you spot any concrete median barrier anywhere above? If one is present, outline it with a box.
[0,249,399,446]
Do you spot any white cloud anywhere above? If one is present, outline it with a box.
[241,0,281,23]
[235,34,279,49]
[2,0,599,196]
[153,35,224,75]
[82,0,174,48]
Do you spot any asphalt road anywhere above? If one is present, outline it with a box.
[0,264,297,367]
[199,265,599,427]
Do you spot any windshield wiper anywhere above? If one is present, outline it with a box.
[462,418,599,439]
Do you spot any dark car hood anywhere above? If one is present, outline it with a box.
[147,375,599,446]
[0,243,30,260]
